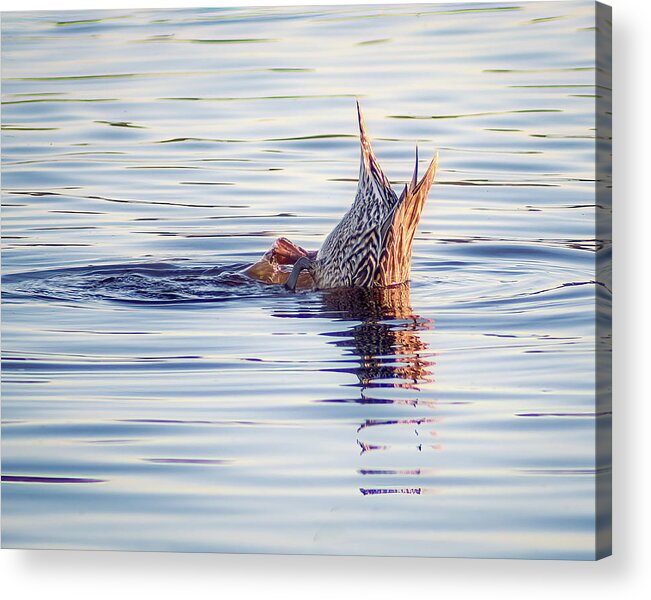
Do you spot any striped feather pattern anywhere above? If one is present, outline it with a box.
[310,102,437,289]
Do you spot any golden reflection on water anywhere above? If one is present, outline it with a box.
[319,284,438,496]
[321,284,435,392]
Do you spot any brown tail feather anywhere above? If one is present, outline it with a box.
[375,153,438,286]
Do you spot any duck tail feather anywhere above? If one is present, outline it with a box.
[414,152,438,196]
[355,99,394,194]
[410,145,419,191]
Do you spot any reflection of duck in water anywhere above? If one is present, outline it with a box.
[271,273,438,495]
[320,286,439,487]
[245,101,438,290]
[320,284,434,393]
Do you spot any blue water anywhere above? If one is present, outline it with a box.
[1,2,610,558]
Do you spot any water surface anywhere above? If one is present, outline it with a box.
[1,2,610,559]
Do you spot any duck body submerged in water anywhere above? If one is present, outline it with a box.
[245,101,438,291]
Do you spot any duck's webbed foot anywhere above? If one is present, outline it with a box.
[285,256,312,292]
[268,237,310,265]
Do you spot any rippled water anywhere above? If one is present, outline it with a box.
[1,2,611,558]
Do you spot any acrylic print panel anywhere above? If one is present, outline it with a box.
[1,2,611,559]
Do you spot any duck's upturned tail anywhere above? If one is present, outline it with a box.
[282,101,438,291]
[312,102,438,289]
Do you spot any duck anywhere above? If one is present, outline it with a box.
[244,101,438,291]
